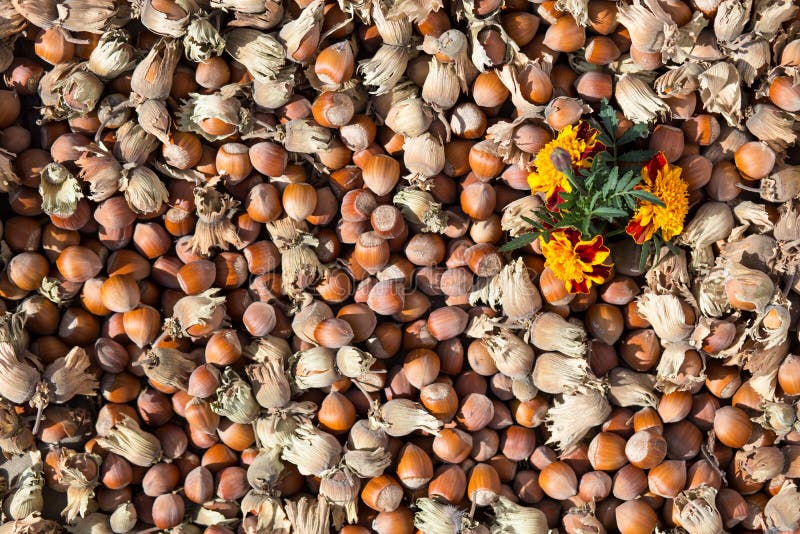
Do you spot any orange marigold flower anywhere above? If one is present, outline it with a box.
[626,152,689,244]
[527,121,604,211]
[539,228,612,294]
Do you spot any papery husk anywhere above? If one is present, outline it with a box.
[698,62,743,128]
[245,447,284,491]
[422,57,460,111]
[278,0,323,63]
[703,124,748,163]
[57,0,118,33]
[745,103,798,151]
[496,62,547,117]
[740,447,786,483]
[673,486,725,534]
[501,196,542,238]
[761,480,800,531]
[266,218,327,299]
[615,74,670,124]
[39,162,83,218]
[342,447,391,478]
[109,502,136,534]
[726,33,770,86]
[744,338,789,401]
[761,165,800,203]
[348,418,389,450]
[6,452,44,520]
[403,132,445,178]
[253,412,299,449]
[723,261,775,313]
[724,235,777,277]
[211,368,260,424]
[130,38,181,100]
[511,376,539,403]
[489,496,548,534]
[0,0,27,39]
[50,68,103,118]
[58,449,101,523]
[135,99,171,144]
[170,288,227,336]
[211,0,270,14]
[118,166,169,215]
[615,0,673,54]
[730,202,775,242]
[371,78,419,118]
[0,514,61,534]
[526,312,586,358]
[253,66,296,109]
[545,389,610,452]
[242,491,290,534]
[694,264,730,318]
[138,347,195,390]
[42,347,98,404]
[113,121,159,166]
[319,467,359,524]
[291,299,332,343]
[608,367,658,407]
[188,185,244,255]
[133,0,196,38]
[284,496,330,534]
[358,0,414,94]
[677,202,735,270]
[10,0,57,30]
[0,343,40,405]
[88,29,137,79]
[646,248,692,298]
[753,400,796,441]
[662,12,708,64]
[387,0,442,22]
[183,13,225,63]
[373,398,443,437]
[96,415,162,466]
[715,0,752,42]
[753,0,799,38]
[281,423,341,476]
[393,188,449,233]
[385,98,433,138]
[413,498,470,534]
[655,342,706,393]
[247,360,291,410]
[65,513,112,534]
[532,352,603,394]
[654,63,703,98]
[292,347,340,389]
[335,345,376,379]
[636,292,694,343]
[177,85,250,141]
[466,15,518,72]
[469,258,542,321]
[224,28,285,82]
[467,325,535,379]
[486,115,538,170]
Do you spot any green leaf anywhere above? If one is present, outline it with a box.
[601,166,619,196]
[628,189,666,207]
[598,99,619,137]
[499,232,538,252]
[617,122,650,146]
[617,169,640,192]
[593,206,629,219]
[618,150,656,163]
[639,241,651,272]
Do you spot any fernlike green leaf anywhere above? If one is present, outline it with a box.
[617,122,651,146]
[628,189,666,207]
[499,232,538,252]
[593,206,629,219]
[602,166,619,196]
[618,149,656,163]
[598,99,619,137]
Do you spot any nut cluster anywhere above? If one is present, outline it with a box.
[0,0,798,533]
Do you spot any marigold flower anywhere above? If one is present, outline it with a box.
[626,152,689,244]
[527,121,604,211]
[539,228,612,293]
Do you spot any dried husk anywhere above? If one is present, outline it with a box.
[76,147,121,200]
[283,497,330,534]
[608,367,659,407]
[319,467,359,523]
[292,347,340,389]
[532,352,602,394]
[39,162,84,217]
[184,13,225,63]
[615,74,670,124]
[281,423,341,476]
[253,66,296,109]
[413,498,470,534]
[646,248,692,297]
[0,0,27,39]
[485,115,538,170]
[113,121,159,165]
[762,480,800,531]
[10,0,58,30]
[6,452,44,520]
[54,69,104,118]
[490,496,549,534]
[247,359,291,410]
[730,201,775,241]
[469,258,542,321]
[189,185,244,255]
[42,347,99,404]
[58,449,101,523]
[57,0,119,33]
[290,299,332,343]
[654,63,703,98]
[130,37,182,100]
[470,326,535,379]
[278,0,324,63]
[0,148,20,193]
[133,0,195,37]
[385,98,433,138]
[212,368,260,424]
[358,1,414,94]
[752,0,799,38]
[342,447,391,478]
[527,312,587,358]
[96,415,162,466]
[387,0,442,22]
[545,389,611,452]
[393,188,449,233]
[0,343,40,405]
[745,103,798,151]
[66,512,112,534]
[496,62,547,117]
[241,492,290,534]
[698,62,743,128]
[245,446,284,491]
[655,342,706,393]
[511,376,539,403]
[740,447,786,482]
[753,400,796,441]
[715,0,752,42]
[177,85,249,141]
[135,99,172,144]
[673,486,724,534]
[677,202,735,270]
[615,0,673,54]
[724,261,775,313]
[761,165,800,203]
[109,502,136,533]
[636,292,694,343]
[275,118,332,154]
[335,346,376,379]
[373,398,443,437]
[422,58,460,111]
[138,347,195,390]
[224,28,285,82]
[170,288,227,336]
[266,218,327,299]
[118,166,169,214]
[727,33,770,86]
[501,196,542,238]
[0,514,61,534]
[88,29,137,79]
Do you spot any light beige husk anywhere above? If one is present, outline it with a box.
[373,398,443,437]
[188,185,244,255]
[607,367,659,407]
[39,162,83,217]
[138,347,195,390]
[211,368,260,424]
[96,415,162,466]
[545,389,610,452]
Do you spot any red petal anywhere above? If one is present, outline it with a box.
[575,238,608,263]
[625,219,650,244]
[645,152,668,179]
[589,264,612,280]
[562,227,582,245]
[545,187,567,211]
[571,279,590,294]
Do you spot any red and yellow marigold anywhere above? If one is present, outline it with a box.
[626,152,689,244]
[539,228,612,293]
